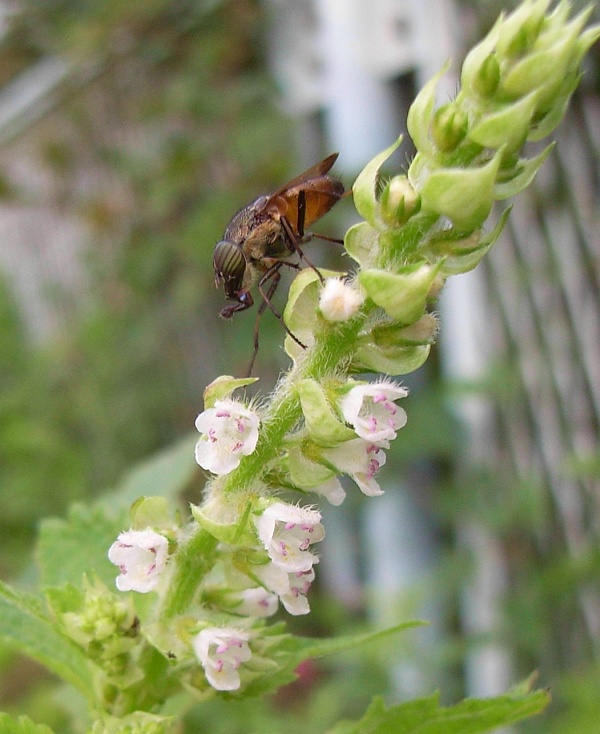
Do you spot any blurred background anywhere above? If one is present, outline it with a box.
[0,0,599,732]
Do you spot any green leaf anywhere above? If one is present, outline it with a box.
[105,433,199,507]
[0,581,93,699]
[296,621,425,660]
[241,622,424,700]
[37,436,200,589]
[0,713,55,734]
[326,686,550,734]
[37,504,126,589]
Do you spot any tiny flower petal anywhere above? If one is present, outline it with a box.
[322,439,388,496]
[311,477,347,506]
[195,399,260,475]
[193,627,252,691]
[108,529,169,593]
[319,278,364,322]
[279,568,316,616]
[254,502,325,572]
[255,562,315,616]
[234,587,279,618]
[341,381,408,444]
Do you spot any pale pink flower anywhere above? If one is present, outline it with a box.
[322,439,387,496]
[195,399,260,475]
[255,562,316,616]
[254,502,325,573]
[192,627,252,691]
[108,529,169,593]
[341,381,408,444]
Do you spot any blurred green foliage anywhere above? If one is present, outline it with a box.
[0,0,293,581]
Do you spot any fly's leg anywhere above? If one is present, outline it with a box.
[297,187,307,238]
[280,195,324,284]
[245,260,306,376]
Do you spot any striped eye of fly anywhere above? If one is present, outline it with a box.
[213,241,246,294]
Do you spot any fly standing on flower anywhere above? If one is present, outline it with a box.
[213,153,345,372]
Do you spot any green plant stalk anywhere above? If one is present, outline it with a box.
[159,528,218,619]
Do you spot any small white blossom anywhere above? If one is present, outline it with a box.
[319,278,364,322]
[195,399,260,475]
[233,587,279,618]
[108,529,169,593]
[322,438,387,496]
[193,627,252,691]
[255,563,315,616]
[280,568,316,616]
[341,381,408,444]
[254,502,325,572]
[311,477,347,506]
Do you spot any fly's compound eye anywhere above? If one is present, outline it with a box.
[213,241,247,297]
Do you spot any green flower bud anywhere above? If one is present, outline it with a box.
[407,63,450,156]
[470,53,501,98]
[380,175,421,226]
[192,495,257,546]
[344,221,379,268]
[494,144,552,199]
[500,16,586,102]
[287,443,336,489]
[352,137,402,226]
[61,580,139,672]
[283,267,347,361]
[461,18,503,97]
[432,103,468,152]
[203,375,258,409]
[496,0,549,60]
[130,497,171,532]
[353,342,431,376]
[411,147,502,231]
[296,379,355,447]
[367,314,439,348]
[468,91,538,153]
[359,261,442,324]
[90,712,176,734]
[435,208,511,275]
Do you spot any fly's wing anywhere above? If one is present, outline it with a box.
[255,153,344,234]
[279,176,345,233]
[269,153,339,198]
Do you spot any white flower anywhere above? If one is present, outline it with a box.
[311,477,347,506]
[233,587,279,618]
[195,399,260,475]
[108,529,169,593]
[322,438,387,496]
[254,502,325,572]
[192,627,252,691]
[341,381,408,444]
[280,568,316,616]
[319,278,364,322]
[255,563,315,616]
